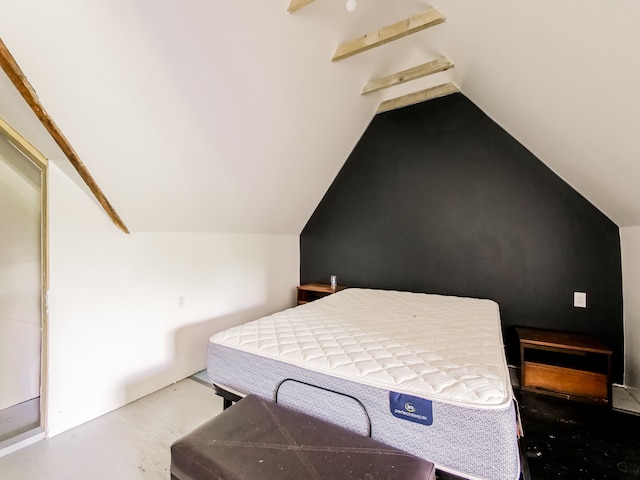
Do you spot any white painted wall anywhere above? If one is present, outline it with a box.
[0,136,41,411]
[46,163,299,436]
[621,227,640,400]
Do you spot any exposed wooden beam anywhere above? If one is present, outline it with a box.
[0,37,130,234]
[287,0,316,13]
[332,9,445,62]
[361,56,454,95]
[376,82,459,114]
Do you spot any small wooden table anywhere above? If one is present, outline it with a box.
[516,327,612,405]
[296,283,347,305]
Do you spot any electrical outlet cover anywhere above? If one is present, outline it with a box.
[574,292,587,308]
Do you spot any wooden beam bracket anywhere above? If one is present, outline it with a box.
[377,82,459,114]
[332,8,445,62]
[362,56,454,95]
[287,0,316,13]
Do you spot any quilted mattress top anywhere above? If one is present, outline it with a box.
[209,288,513,409]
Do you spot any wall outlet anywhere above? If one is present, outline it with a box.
[178,296,186,309]
[574,292,587,308]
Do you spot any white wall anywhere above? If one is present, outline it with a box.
[621,226,640,400]
[46,163,299,436]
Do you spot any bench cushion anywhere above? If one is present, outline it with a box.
[171,394,436,480]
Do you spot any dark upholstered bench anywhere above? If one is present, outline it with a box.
[171,394,436,480]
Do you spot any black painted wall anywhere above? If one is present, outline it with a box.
[300,93,624,381]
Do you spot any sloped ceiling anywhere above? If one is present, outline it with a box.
[1,1,639,234]
[426,0,640,228]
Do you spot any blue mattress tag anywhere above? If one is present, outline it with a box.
[389,392,433,426]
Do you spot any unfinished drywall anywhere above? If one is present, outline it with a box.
[301,93,623,380]
[621,226,640,398]
[46,163,299,436]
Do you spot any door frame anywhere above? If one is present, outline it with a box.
[0,117,49,435]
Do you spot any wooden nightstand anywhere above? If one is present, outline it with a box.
[296,283,346,305]
[516,327,612,405]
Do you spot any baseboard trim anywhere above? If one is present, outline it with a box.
[0,427,45,459]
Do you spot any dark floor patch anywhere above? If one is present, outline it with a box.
[437,391,640,480]
[517,390,640,479]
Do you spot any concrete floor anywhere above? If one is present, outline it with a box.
[0,378,222,480]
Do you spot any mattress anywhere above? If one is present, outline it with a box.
[207,288,520,480]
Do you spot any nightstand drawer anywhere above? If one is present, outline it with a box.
[523,361,608,400]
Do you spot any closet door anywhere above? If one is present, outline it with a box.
[0,134,41,411]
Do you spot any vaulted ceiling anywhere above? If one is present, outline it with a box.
[1,1,638,234]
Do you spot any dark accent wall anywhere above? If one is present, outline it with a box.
[300,93,623,381]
